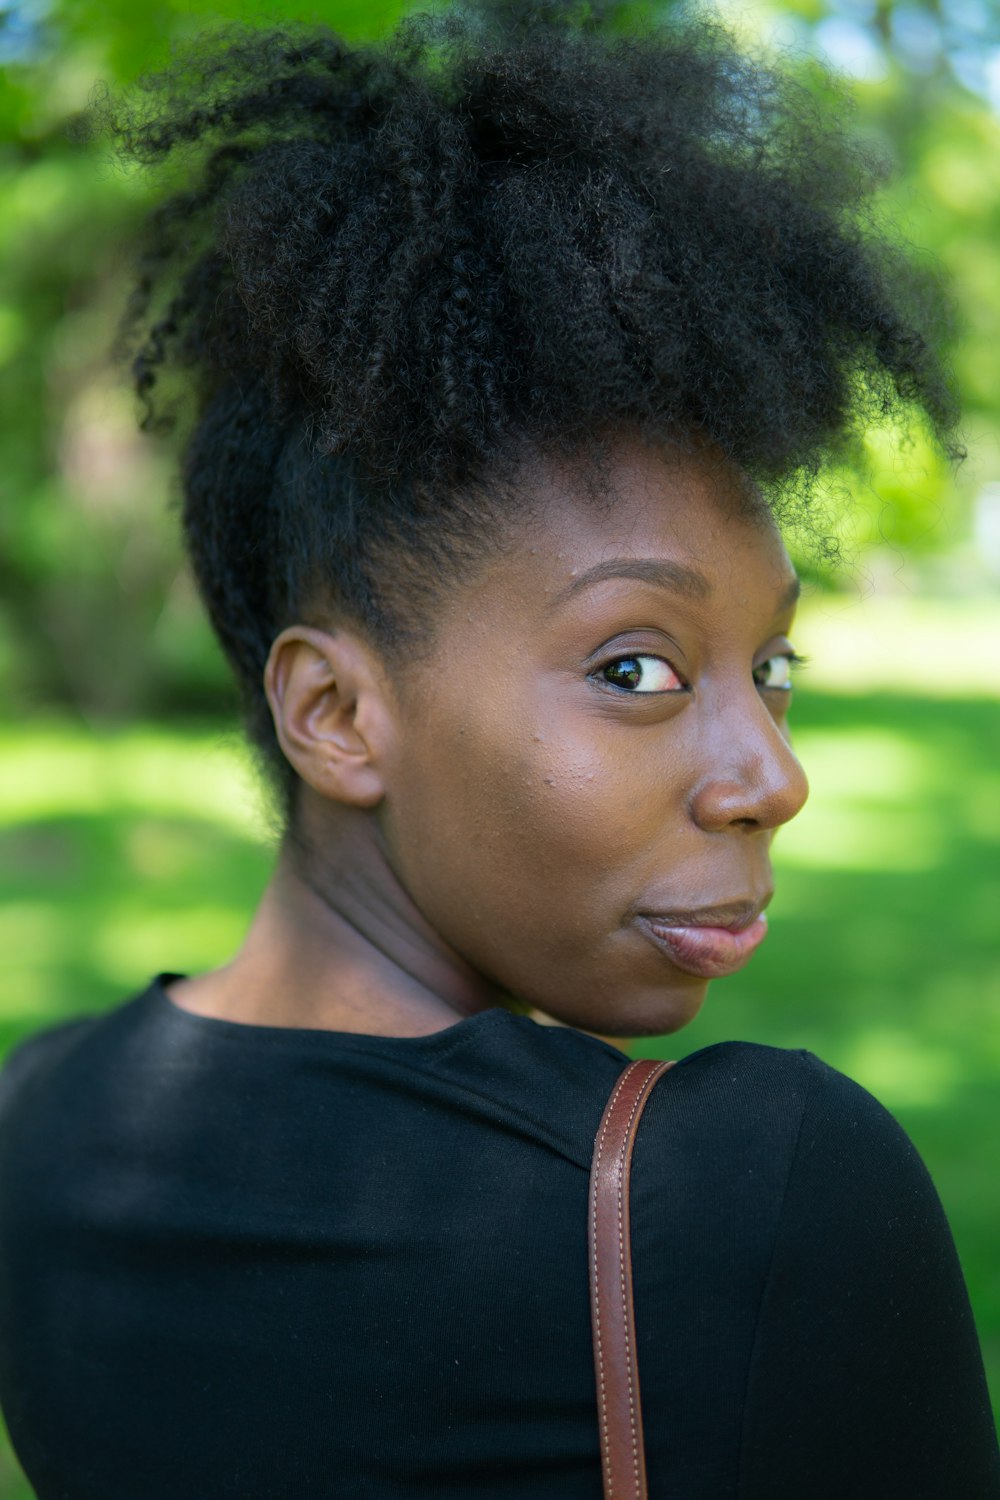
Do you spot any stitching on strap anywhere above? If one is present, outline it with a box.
[591,1066,634,1496]
[618,1077,652,1498]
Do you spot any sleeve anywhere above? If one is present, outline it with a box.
[737,1050,1000,1500]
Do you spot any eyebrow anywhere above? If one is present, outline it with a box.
[547,558,801,614]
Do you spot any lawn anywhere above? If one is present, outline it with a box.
[1,594,998,1494]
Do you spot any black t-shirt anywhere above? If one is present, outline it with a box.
[0,974,997,1499]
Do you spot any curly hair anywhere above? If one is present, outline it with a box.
[97,0,961,831]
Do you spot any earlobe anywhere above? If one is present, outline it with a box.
[263,626,389,809]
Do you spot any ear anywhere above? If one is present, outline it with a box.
[263,625,394,809]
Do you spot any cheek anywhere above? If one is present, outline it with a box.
[385,687,689,942]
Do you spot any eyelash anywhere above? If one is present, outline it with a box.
[753,651,810,690]
[596,651,810,694]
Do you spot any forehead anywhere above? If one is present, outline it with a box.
[490,435,794,619]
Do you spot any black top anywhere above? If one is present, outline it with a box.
[0,974,997,1500]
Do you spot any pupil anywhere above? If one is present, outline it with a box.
[606,658,642,689]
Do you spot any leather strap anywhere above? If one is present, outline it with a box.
[589,1057,677,1500]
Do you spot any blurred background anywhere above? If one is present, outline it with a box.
[1,0,999,1491]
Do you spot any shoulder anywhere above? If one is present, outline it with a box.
[663,1037,912,1145]
[522,1027,914,1181]
[654,1040,964,1299]
[0,1016,98,1123]
[0,982,161,1135]
[630,1038,930,1224]
[641,1036,886,1131]
[726,1047,1000,1491]
[677,1040,941,1202]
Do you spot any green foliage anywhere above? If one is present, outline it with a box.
[1,0,1000,725]
[1,0,413,729]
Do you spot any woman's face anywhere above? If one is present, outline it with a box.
[376,436,809,1038]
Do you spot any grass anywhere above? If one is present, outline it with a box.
[1,594,998,1493]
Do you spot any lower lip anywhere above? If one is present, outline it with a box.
[638,913,769,978]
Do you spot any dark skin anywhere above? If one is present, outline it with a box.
[165,434,809,1046]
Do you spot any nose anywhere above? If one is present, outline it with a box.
[687,701,810,834]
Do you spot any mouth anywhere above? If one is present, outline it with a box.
[636,897,771,979]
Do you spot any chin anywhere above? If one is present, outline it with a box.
[537,977,710,1041]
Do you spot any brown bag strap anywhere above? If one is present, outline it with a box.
[589,1057,678,1500]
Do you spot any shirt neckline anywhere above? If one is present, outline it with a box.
[149,971,523,1051]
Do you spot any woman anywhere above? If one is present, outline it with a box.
[0,4,997,1496]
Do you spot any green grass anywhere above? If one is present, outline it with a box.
[1,599,998,1491]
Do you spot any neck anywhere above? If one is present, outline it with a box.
[172,795,629,1050]
[193,798,517,1035]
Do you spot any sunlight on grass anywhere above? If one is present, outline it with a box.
[959,775,1000,842]
[0,901,75,1021]
[787,727,935,800]
[795,594,1000,699]
[0,903,65,954]
[777,727,945,869]
[840,1027,963,1108]
[0,723,274,841]
[87,907,253,989]
[0,725,276,1034]
[776,800,948,870]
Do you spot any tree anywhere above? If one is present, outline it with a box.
[1,0,997,723]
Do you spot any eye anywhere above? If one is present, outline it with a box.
[598,655,686,693]
[753,652,808,690]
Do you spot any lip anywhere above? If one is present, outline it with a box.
[636,901,771,979]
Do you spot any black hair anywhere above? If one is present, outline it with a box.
[98,0,961,831]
